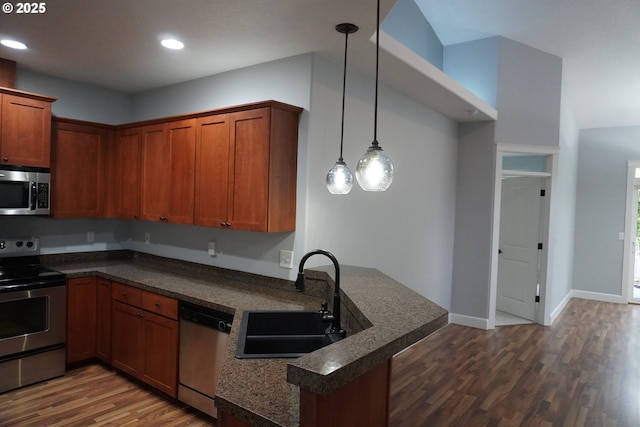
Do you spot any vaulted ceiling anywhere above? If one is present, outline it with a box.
[0,0,637,130]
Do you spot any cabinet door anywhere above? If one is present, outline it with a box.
[95,278,112,363]
[140,120,195,224]
[142,311,179,398]
[165,119,196,224]
[195,114,230,227]
[140,123,168,222]
[0,93,52,167]
[66,277,97,364]
[227,109,270,231]
[51,120,105,217]
[111,301,144,378]
[113,127,142,219]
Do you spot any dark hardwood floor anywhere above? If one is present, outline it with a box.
[0,298,638,426]
[390,298,640,426]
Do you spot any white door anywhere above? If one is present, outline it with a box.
[631,186,640,303]
[497,176,544,321]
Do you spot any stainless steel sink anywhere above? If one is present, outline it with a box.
[235,310,332,359]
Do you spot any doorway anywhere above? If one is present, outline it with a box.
[491,145,556,329]
[633,185,640,303]
[622,163,640,304]
[496,176,546,322]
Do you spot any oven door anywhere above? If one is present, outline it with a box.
[0,283,67,358]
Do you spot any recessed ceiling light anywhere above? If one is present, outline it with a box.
[161,39,184,50]
[1,39,27,50]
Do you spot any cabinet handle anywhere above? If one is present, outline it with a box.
[155,302,161,307]
[160,216,168,222]
[136,312,144,318]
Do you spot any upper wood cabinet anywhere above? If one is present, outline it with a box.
[49,101,301,230]
[109,127,142,220]
[0,89,55,168]
[140,119,196,224]
[195,105,300,232]
[51,119,107,217]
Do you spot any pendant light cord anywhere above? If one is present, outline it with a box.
[339,29,349,162]
[373,0,380,147]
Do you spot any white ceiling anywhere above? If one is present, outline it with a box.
[0,0,637,130]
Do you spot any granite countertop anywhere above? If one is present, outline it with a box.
[46,252,448,427]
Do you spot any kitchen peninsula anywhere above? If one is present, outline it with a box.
[47,251,448,427]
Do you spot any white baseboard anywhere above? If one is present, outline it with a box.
[448,313,489,330]
[451,290,625,331]
[570,289,624,304]
[548,291,573,326]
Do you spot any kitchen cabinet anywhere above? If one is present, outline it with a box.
[0,89,55,168]
[140,119,196,224]
[111,283,179,398]
[95,278,112,363]
[195,105,300,232]
[109,127,142,219]
[66,277,97,364]
[51,119,107,217]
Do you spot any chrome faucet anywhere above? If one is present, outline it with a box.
[295,249,346,341]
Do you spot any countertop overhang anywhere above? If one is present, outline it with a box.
[47,252,448,427]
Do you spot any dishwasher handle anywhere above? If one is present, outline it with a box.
[180,302,233,333]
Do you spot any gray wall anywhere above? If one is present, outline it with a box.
[451,122,496,320]
[545,70,578,318]
[16,66,132,125]
[446,37,567,323]
[304,55,458,308]
[573,126,640,296]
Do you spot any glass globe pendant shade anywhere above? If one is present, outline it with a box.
[355,143,394,191]
[326,160,354,194]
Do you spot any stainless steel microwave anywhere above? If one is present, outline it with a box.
[0,167,51,215]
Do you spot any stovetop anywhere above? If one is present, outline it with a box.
[0,238,66,291]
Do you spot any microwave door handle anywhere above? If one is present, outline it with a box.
[30,181,37,210]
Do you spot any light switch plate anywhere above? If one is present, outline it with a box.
[280,250,294,269]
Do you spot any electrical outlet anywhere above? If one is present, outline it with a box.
[208,241,217,257]
[87,231,94,243]
[280,250,294,269]
[144,232,150,244]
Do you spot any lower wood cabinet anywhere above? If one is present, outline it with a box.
[95,278,112,363]
[66,277,97,364]
[66,278,178,398]
[111,283,179,398]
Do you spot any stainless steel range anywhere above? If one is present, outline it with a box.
[0,237,67,393]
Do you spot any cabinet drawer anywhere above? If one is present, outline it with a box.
[142,291,178,320]
[112,282,143,307]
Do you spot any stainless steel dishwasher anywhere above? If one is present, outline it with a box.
[178,301,233,418]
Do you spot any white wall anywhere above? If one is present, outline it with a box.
[303,55,458,309]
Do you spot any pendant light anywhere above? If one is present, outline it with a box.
[355,0,394,191]
[326,23,359,194]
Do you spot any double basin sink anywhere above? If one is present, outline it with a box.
[235,310,336,358]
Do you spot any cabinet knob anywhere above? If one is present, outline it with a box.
[2,157,7,162]
[122,292,128,297]
[160,216,168,222]
[155,302,161,307]
[134,214,138,219]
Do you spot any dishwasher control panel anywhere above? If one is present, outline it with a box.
[179,301,233,333]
